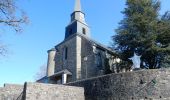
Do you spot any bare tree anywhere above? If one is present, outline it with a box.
[0,0,28,56]
[34,64,47,80]
[0,0,28,32]
[0,43,7,56]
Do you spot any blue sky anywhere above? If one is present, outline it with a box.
[0,0,170,86]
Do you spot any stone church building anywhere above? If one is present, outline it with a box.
[37,0,120,84]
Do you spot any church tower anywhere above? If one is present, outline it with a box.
[37,0,119,84]
[65,0,90,39]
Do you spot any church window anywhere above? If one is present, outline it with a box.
[96,52,102,69]
[64,47,68,60]
[82,28,86,34]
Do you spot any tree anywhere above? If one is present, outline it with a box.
[0,44,7,56]
[113,0,170,69]
[155,11,170,68]
[0,0,28,32]
[0,0,28,56]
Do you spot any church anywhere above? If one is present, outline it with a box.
[37,0,121,84]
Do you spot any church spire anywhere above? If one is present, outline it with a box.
[71,0,85,23]
[74,0,81,11]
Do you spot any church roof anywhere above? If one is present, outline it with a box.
[48,69,72,79]
[47,48,56,53]
[77,33,117,55]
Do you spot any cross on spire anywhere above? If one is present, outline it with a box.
[74,0,81,11]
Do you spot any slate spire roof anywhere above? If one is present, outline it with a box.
[74,0,81,11]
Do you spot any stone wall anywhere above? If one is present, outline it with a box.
[24,82,84,100]
[68,69,170,100]
[2,69,170,100]
[0,84,23,100]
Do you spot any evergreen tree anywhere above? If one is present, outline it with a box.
[156,11,170,68]
[113,0,170,69]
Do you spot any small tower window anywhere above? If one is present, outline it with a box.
[69,29,73,35]
[82,28,86,35]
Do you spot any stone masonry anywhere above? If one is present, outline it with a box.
[54,35,78,82]
[68,68,170,100]
[2,69,170,100]
[0,84,23,100]
[23,82,84,100]
[0,82,84,100]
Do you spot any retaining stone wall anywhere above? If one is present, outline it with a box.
[24,82,84,100]
[2,69,170,100]
[0,84,23,100]
[68,69,170,100]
